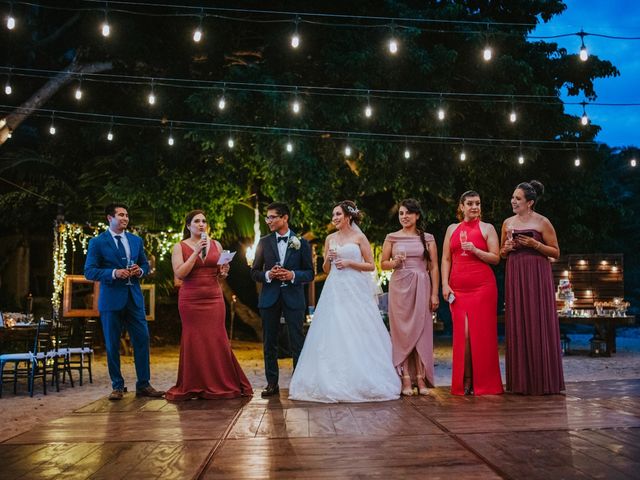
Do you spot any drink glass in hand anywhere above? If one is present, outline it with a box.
[395,245,407,267]
[126,259,134,285]
[506,225,514,242]
[328,239,338,262]
[460,230,468,256]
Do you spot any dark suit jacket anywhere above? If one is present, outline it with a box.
[250,231,314,310]
[84,231,150,312]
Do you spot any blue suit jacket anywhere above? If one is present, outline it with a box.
[250,231,314,310]
[84,231,150,312]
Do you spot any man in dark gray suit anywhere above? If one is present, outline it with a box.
[250,202,314,397]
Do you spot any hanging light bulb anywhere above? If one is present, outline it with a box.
[364,105,372,118]
[291,17,300,49]
[580,102,589,125]
[286,141,293,153]
[168,135,174,146]
[631,158,637,168]
[388,38,398,54]
[49,120,56,135]
[7,14,15,30]
[509,111,517,123]
[344,145,352,157]
[107,130,114,141]
[4,80,11,95]
[74,80,83,100]
[574,157,581,167]
[578,30,588,61]
[460,152,466,161]
[292,98,301,114]
[148,82,156,105]
[217,96,226,110]
[518,154,524,165]
[483,46,492,61]
[193,28,202,43]
[404,148,411,159]
[227,137,235,149]
[437,108,445,121]
[291,33,300,49]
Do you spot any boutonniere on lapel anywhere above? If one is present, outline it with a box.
[288,236,301,250]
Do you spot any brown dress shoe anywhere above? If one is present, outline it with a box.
[108,389,124,400]
[136,385,165,398]
[261,384,280,398]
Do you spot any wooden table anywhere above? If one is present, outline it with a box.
[0,325,37,353]
[558,314,636,355]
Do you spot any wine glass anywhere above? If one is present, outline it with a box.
[506,225,514,242]
[328,239,338,262]
[126,259,134,285]
[460,230,468,256]
[274,261,287,287]
[395,245,407,267]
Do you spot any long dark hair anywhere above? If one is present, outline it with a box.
[400,198,430,264]
[182,209,206,239]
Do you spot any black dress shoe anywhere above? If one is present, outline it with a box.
[261,384,280,398]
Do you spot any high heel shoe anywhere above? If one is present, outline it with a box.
[401,375,414,396]
[416,376,429,395]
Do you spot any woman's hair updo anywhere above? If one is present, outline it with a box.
[336,200,362,225]
[182,209,206,239]
[516,180,545,208]
[456,190,480,222]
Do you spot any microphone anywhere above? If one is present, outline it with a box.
[200,232,207,260]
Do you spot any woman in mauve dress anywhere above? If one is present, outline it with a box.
[165,210,252,401]
[441,191,503,396]
[381,199,439,396]
[501,180,564,395]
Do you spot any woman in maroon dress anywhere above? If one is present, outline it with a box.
[381,199,439,396]
[165,210,252,401]
[442,191,503,396]
[501,181,564,395]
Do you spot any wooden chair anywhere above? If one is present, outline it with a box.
[65,318,97,385]
[48,317,75,391]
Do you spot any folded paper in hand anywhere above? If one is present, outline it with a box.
[217,251,236,265]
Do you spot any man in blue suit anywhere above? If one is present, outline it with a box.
[250,202,315,397]
[84,203,164,400]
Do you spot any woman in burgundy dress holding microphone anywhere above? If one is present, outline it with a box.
[442,191,503,396]
[165,210,252,401]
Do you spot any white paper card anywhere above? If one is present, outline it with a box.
[217,251,236,265]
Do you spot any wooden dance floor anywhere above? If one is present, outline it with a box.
[1,379,640,479]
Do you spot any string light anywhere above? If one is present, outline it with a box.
[49,113,56,135]
[509,102,517,123]
[291,97,301,114]
[107,117,114,141]
[227,136,235,149]
[6,5,15,30]
[291,17,300,49]
[437,96,445,120]
[580,101,589,125]
[148,80,156,105]
[574,156,581,166]
[167,121,174,145]
[74,78,83,100]
[101,9,110,37]
[364,91,373,118]
[631,158,637,167]
[483,46,492,61]
[578,29,588,61]
[217,84,226,110]
[286,138,294,153]
[193,12,203,43]
[344,144,352,157]
[388,26,399,55]
[459,141,467,161]
[403,147,411,159]
[4,71,11,95]
[518,142,524,164]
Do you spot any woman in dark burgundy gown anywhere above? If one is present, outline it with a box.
[442,191,504,396]
[165,210,252,401]
[501,181,564,395]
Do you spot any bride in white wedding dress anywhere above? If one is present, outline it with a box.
[289,201,401,403]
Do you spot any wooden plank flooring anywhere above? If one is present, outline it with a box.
[1,379,640,479]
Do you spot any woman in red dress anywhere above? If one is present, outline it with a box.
[441,191,503,396]
[165,210,252,401]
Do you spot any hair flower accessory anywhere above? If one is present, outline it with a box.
[288,236,301,250]
[347,205,359,214]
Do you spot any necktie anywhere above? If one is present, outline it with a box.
[114,235,127,266]
[277,236,288,243]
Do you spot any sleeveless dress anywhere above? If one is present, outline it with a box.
[385,232,435,387]
[165,241,252,400]
[288,243,401,403]
[505,229,565,395]
[449,219,504,395]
